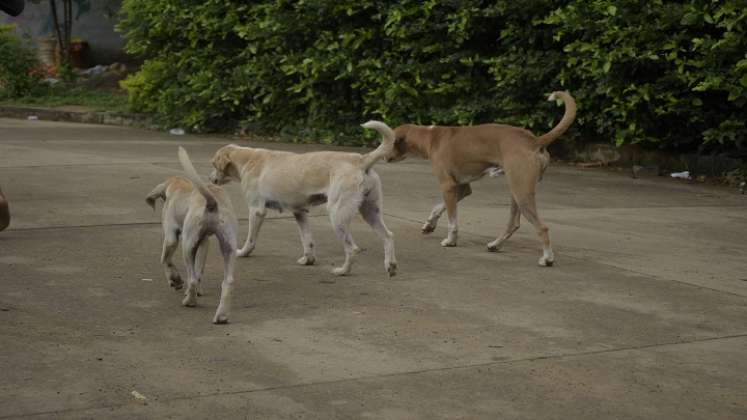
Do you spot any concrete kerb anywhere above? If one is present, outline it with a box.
[0,105,157,130]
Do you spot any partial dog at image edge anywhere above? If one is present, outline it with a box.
[382,91,577,267]
[0,186,9,232]
[207,121,397,277]
[145,147,239,324]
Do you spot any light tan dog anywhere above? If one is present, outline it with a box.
[146,147,239,324]
[0,186,9,231]
[383,91,576,266]
[208,121,397,277]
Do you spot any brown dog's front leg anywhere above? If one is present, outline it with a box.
[423,184,472,235]
[440,183,460,247]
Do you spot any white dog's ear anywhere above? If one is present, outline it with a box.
[213,150,232,172]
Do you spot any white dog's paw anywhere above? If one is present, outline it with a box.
[182,294,197,307]
[351,245,362,255]
[440,237,457,247]
[297,255,316,266]
[212,313,229,324]
[421,222,436,234]
[538,256,555,267]
[386,261,398,277]
[331,266,350,276]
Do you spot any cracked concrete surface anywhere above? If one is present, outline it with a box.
[1,118,746,419]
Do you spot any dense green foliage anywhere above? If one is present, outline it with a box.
[0,24,42,98]
[118,0,747,153]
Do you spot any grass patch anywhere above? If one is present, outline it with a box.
[0,85,130,113]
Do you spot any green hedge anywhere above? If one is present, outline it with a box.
[0,24,42,98]
[118,0,747,153]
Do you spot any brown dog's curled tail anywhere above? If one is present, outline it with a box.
[178,146,218,212]
[535,91,577,149]
[360,120,396,171]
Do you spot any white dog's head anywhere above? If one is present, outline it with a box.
[209,144,242,185]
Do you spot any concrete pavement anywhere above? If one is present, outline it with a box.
[1,118,745,419]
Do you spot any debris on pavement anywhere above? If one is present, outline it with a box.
[27,115,38,121]
[130,390,148,404]
[169,128,185,135]
[740,181,745,194]
[141,278,153,282]
[670,171,691,179]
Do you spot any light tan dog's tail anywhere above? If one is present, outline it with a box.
[360,120,396,171]
[178,146,218,212]
[535,91,577,148]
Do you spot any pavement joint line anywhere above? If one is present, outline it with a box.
[4,333,746,420]
[3,215,329,232]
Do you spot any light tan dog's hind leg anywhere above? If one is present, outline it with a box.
[487,198,520,252]
[212,228,237,324]
[504,167,554,266]
[327,179,364,276]
[359,177,397,277]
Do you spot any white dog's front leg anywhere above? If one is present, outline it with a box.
[238,205,265,257]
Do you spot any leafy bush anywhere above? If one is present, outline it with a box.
[0,24,43,98]
[118,0,747,153]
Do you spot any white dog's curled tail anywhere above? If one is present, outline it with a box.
[360,120,396,171]
[178,146,218,212]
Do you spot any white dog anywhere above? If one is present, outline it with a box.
[208,121,397,277]
[146,147,239,324]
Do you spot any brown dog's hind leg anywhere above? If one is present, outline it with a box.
[487,198,520,252]
[516,194,554,267]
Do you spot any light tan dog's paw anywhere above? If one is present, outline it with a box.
[297,255,315,266]
[486,241,501,252]
[440,237,457,247]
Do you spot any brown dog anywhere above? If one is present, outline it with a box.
[383,91,576,266]
[0,186,9,231]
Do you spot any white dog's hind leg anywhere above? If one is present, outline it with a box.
[194,237,209,296]
[327,195,361,276]
[213,229,237,324]
[160,229,183,289]
[360,189,397,277]
[238,205,266,257]
[181,233,203,307]
[293,211,316,265]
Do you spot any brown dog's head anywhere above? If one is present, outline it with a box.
[385,125,411,162]
[209,144,241,185]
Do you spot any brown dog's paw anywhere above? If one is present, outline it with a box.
[421,223,436,234]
